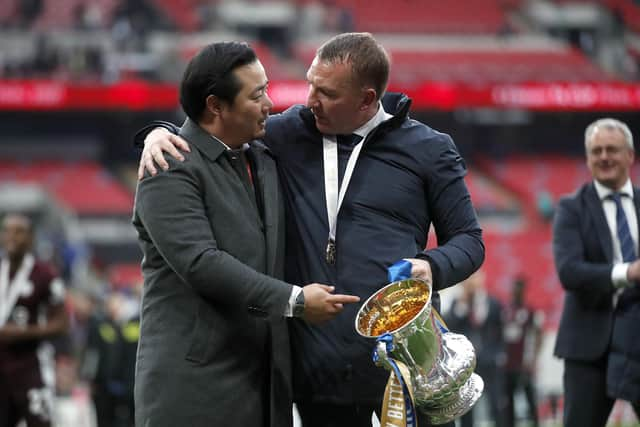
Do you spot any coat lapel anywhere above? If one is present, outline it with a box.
[180,118,263,224]
[585,183,613,262]
[249,145,280,276]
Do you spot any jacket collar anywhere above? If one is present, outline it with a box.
[381,92,411,126]
[179,118,275,163]
[178,118,226,163]
[593,178,634,201]
[351,102,392,140]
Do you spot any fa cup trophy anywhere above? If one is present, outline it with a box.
[355,277,483,425]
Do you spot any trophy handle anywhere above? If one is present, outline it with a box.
[375,339,394,371]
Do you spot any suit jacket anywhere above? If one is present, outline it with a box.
[132,118,293,427]
[553,182,640,362]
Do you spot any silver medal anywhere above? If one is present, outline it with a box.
[326,239,336,265]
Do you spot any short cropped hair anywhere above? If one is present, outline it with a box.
[180,42,257,121]
[316,32,390,101]
[584,118,634,152]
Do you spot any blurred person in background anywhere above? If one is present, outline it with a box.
[445,269,506,427]
[553,118,640,427]
[136,32,484,427]
[81,290,139,427]
[55,289,101,427]
[0,213,68,427]
[502,275,543,427]
[54,355,96,427]
[15,0,43,29]
[133,41,359,427]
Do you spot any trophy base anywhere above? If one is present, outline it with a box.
[421,373,484,425]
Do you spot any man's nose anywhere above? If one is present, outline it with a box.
[306,88,318,108]
[264,93,273,111]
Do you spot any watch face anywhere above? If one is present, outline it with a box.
[292,290,305,318]
[293,303,304,318]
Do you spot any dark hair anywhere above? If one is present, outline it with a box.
[180,42,257,121]
[316,32,390,100]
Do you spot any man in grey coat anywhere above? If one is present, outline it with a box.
[132,42,359,427]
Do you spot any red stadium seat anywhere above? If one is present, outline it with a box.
[0,160,133,215]
[294,44,610,84]
[331,0,512,34]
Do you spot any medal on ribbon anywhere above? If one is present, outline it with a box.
[326,238,336,265]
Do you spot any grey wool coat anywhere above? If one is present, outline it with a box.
[132,118,294,427]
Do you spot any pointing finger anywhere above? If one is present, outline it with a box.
[326,294,360,304]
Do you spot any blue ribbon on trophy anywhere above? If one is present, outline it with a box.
[374,332,417,427]
[387,259,413,283]
[372,259,420,427]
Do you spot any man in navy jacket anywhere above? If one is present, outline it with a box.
[136,33,484,426]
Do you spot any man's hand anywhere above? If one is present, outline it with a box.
[627,259,640,283]
[403,258,433,285]
[301,284,360,324]
[138,127,191,180]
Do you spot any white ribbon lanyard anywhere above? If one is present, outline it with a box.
[322,135,365,264]
[0,253,35,327]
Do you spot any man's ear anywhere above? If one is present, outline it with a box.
[360,88,377,111]
[206,94,224,117]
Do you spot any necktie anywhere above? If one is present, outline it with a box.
[228,150,255,201]
[337,133,362,147]
[610,192,636,262]
[335,134,363,186]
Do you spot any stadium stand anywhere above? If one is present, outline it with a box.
[293,34,613,84]
[150,0,202,31]
[330,0,512,34]
[2,1,640,423]
[465,169,520,217]
[0,161,133,215]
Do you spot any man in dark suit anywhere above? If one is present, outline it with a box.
[553,118,640,427]
[135,33,484,427]
[132,42,360,427]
